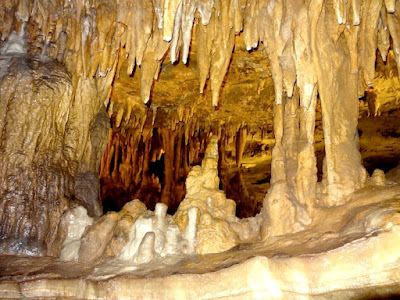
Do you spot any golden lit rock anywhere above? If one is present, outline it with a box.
[1,0,400,298]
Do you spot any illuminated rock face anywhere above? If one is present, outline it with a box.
[0,40,109,256]
[1,0,400,298]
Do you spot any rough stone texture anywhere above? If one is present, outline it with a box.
[0,53,109,256]
[2,183,400,299]
[59,206,93,261]
[0,54,73,256]
[59,137,260,261]
[1,0,400,298]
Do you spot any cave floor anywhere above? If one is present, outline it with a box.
[1,183,400,299]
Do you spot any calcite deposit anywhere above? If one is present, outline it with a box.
[56,136,259,262]
[1,0,400,299]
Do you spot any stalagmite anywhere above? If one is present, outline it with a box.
[135,231,156,264]
[181,206,198,253]
[78,212,118,263]
[153,203,168,253]
[59,207,93,261]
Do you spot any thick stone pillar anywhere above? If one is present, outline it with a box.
[313,4,366,205]
[262,90,314,239]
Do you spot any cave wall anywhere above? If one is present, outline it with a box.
[1,0,400,254]
[0,53,110,255]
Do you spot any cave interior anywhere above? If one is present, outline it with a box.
[1,0,400,299]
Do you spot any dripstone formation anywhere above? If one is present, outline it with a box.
[1,0,400,299]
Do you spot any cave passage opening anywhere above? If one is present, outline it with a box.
[99,33,279,218]
[99,119,279,218]
[99,94,400,220]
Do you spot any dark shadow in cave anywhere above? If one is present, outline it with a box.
[218,134,272,218]
[149,154,165,187]
[363,156,400,175]
[100,129,272,218]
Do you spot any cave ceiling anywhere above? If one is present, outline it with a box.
[3,0,400,133]
[110,34,274,135]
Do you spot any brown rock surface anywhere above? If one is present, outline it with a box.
[1,0,400,298]
[0,52,109,255]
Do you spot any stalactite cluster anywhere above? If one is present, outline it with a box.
[100,105,257,216]
[3,0,398,111]
[100,120,210,213]
[1,0,400,255]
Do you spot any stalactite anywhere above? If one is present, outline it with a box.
[181,0,197,64]
[344,16,360,74]
[259,0,284,105]
[387,2,400,76]
[385,0,396,13]
[169,0,183,63]
[112,138,120,179]
[279,1,296,98]
[235,127,246,167]
[163,0,181,42]
[378,6,390,62]
[195,17,212,94]
[160,128,176,206]
[218,128,230,193]
[359,0,383,86]
[209,18,235,106]
[142,131,152,186]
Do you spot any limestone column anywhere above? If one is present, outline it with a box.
[312,3,366,205]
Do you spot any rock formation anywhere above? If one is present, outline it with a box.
[1,0,400,298]
[56,135,259,263]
